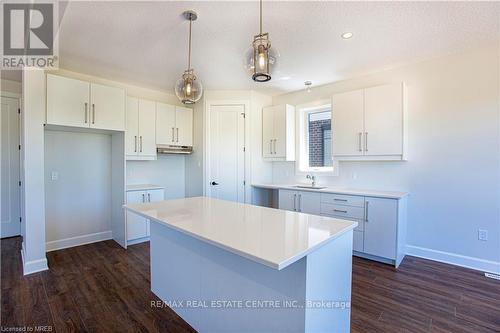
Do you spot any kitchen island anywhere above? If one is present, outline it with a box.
[124,197,357,332]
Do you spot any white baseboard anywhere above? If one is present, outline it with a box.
[127,236,150,246]
[21,242,48,275]
[406,245,500,274]
[46,230,112,252]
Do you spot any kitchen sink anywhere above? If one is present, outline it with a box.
[294,185,327,190]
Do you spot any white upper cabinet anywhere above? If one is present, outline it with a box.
[126,97,156,160]
[332,89,364,156]
[46,74,125,131]
[156,102,176,145]
[175,106,193,147]
[47,74,90,128]
[90,83,125,131]
[156,104,193,147]
[332,83,407,161]
[262,104,295,161]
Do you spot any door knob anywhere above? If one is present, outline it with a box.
[211,181,219,186]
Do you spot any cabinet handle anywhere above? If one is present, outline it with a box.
[334,198,348,202]
[142,193,145,203]
[140,136,143,152]
[134,136,137,152]
[365,132,368,152]
[84,103,88,123]
[333,209,348,213]
[171,127,175,142]
[358,132,362,152]
[298,194,302,212]
[365,201,369,222]
[273,139,277,154]
[92,104,95,124]
[269,140,273,154]
[293,194,297,211]
[176,128,179,142]
[148,193,151,202]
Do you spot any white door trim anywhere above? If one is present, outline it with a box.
[203,99,251,202]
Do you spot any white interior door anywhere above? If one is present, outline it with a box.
[208,104,245,202]
[1,97,21,237]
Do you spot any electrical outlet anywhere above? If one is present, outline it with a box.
[51,171,58,181]
[478,229,488,241]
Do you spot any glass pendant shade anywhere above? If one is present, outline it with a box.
[245,33,279,82]
[175,69,202,104]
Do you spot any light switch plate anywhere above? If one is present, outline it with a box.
[478,229,488,241]
[51,171,58,181]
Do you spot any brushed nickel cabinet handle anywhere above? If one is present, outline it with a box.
[176,128,179,142]
[142,193,145,203]
[140,136,143,152]
[92,104,95,124]
[269,140,272,154]
[134,136,137,152]
[172,127,175,142]
[365,201,369,222]
[358,132,362,152]
[365,132,368,152]
[273,139,277,154]
[298,194,302,212]
[333,209,348,213]
[147,193,151,202]
[334,198,348,202]
[293,194,297,211]
[84,102,88,123]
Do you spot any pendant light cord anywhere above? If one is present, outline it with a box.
[259,0,263,36]
[188,17,192,70]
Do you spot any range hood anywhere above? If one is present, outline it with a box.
[156,144,193,155]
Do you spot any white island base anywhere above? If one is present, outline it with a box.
[150,222,353,333]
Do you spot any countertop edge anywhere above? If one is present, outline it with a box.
[123,204,357,270]
[251,183,408,199]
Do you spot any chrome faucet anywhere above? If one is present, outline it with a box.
[306,174,316,187]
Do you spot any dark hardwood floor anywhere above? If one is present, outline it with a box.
[1,237,499,332]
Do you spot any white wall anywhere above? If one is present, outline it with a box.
[127,155,186,199]
[21,68,48,274]
[44,131,112,247]
[272,47,500,271]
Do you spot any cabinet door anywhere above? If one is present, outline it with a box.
[156,102,176,145]
[175,106,193,146]
[262,106,274,158]
[90,83,125,131]
[125,97,139,156]
[364,197,397,260]
[146,189,164,203]
[364,83,403,156]
[332,89,364,156]
[297,191,321,215]
[46,74,90,128]
[273,105,287,158]
[126,191,148,240]
[138,99,157,157]
[278,190,297,212]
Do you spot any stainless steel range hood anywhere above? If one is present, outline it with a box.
[156,144,193,154]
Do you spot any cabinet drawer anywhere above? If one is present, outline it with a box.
[321,193,364,207]
[321,203,365,220]
[353,230,364,252]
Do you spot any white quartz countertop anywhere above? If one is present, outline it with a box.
[126,184,165,192]
[124,197,357,270]
[252,183,408,199]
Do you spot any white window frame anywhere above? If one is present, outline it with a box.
[295,100,339,176]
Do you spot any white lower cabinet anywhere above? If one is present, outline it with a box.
[126,187,164,244]
[278,190,320,214]
[278,189,407,267]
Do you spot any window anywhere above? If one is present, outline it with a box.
[297,103,334,173]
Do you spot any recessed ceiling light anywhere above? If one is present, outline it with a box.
[341,32,353,40]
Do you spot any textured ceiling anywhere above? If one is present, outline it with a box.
[5,1,499,94]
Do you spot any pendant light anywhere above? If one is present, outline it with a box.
[245,0,279,82]
[175,10,203,104]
